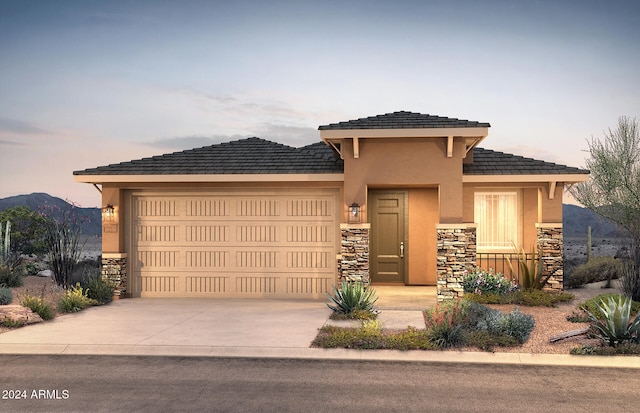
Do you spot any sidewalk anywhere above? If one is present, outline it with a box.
[0,291,639,369]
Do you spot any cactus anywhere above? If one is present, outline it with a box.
[0,221,11,267]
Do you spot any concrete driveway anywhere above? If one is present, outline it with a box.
[0,298,332,351]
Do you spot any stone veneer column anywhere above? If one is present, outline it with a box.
[436,224,477,301]
[536,223,563,290]
[338,224,370,284]
[102,253,128,297]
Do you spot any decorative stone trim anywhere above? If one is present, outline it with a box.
[436,224,477,301]
[536,223,563,290]
[339,224,370,284]
[101,254,128,297]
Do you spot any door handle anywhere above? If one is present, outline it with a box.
[400,241,404,258]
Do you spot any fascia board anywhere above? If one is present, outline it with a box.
[74,173,345,184]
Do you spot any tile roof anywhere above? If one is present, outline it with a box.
[74,137,587,178]
[318,111,491,130]
[73,137,344,176]
[464,148,589,175]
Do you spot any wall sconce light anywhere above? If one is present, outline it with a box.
[102,204,115,222]
[348,202,361,224]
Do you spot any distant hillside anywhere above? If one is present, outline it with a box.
[0,193,624,239]
[563,204,622,238]
[0,193,101,236]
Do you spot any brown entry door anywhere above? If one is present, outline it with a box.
[369,190,406,284]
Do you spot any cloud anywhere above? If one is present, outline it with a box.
[0,117,50,135]
[253,123,319,146]
[146,134,247,150]
[0,139,26,146]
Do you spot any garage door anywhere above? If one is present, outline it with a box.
[130,190,339,298]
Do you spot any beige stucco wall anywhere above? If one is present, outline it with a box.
[462,182,565,251]
[342,137,466,223]
[407,188,438,285]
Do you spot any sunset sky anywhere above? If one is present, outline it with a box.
[1,0,639,207]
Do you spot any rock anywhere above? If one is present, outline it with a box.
[0,305,44,325]
[36,269,53,277]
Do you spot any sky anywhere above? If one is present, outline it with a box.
[1,0,639,208]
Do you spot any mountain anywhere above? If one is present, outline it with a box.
[0,193,623,239]
[562,204,622,238]
[0,193,101,236]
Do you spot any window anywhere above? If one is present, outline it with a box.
[474,192,518,249]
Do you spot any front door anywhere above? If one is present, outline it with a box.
[369,190,407,284]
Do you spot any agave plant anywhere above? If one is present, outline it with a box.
[506,245,550,291]
[583,295,640,346]
[326,281,378,314]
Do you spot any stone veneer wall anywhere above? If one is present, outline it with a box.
[536,224,563,290]
[102,254,127,297]
[436,225,477,301]
[338,224,370,284]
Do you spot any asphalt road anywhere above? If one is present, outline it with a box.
[0,355,638,412]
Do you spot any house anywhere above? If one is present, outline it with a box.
[73,111,589,300]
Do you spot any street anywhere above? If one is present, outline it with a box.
[0,355,638,412]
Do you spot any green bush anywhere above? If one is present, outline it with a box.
[58,283,98,313]
[465,330,520,351]
[0,287,13,305]
[571,343,640,355]
[83,274,115,304]
[424,299,469,348]
[466,302,535,343]
[567,256,622,288]
[327,281,378,315]
[579,293,640,318]
[464,289,574,307]
[311,325,436,350]
[25,261,47,276]
[0,318,26,328]
[21,294,55,320]
[462,269,517,295]
[0,267,23,288]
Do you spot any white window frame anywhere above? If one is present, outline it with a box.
[474,191,520,251]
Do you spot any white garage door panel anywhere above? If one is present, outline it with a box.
[131,191,338,298]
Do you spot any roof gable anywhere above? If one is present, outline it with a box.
[318,111,491,130]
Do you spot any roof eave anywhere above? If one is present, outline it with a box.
[319,126,489,140]
[462,173,590,183]
[73,173,345,184]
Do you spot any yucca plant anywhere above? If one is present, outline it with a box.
[507,245,551,291]
[327,281,378,315]
[583,295,640,346]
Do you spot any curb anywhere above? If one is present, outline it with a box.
[1,344,639,369]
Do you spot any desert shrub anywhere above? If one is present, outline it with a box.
[464,289,574,307]
[25,261,47,276]
[0,287,13,305]
[582,295,640,346]
[571,343,640,355]
[619,259,640,302]
[579,293,640,319]
[566,256,622,288]
[21,294,55,320]
[0,318,26,328]
[327,281,378,316]
[311,325,436,350]
[465,330,520,351]
[0,267,23,288]
[82,274,115,304]
[58,283,98,313]
[424,299,469,348]
[465,302,535,343]
[462,269,517,295]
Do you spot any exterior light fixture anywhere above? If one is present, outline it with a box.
[348,202,361,224]
[102,204,115,222]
